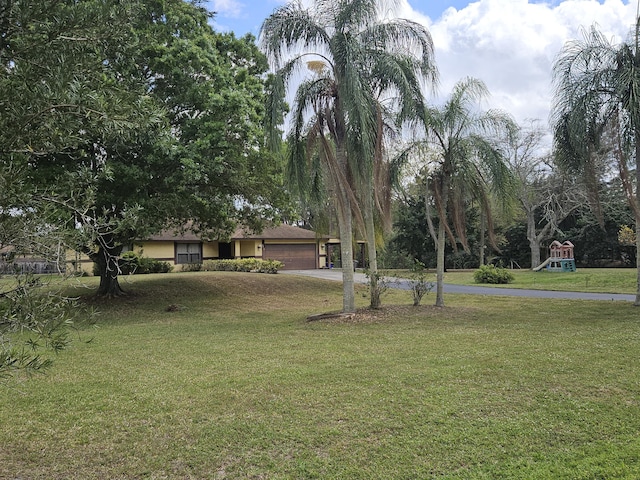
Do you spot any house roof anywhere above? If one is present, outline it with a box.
[233,224,327,240]
[145,224,328,242]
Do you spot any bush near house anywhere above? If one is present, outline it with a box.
[93,252,173,276]
[474,264,515,284]
[200,258,284,274]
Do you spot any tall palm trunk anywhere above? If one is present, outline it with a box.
[635,131,640,306]
[435,217,446,307]
[435,175,450,307]
[337,187,356,313]
[479,210,486,266]
[335,142,356,313]
[364,193,380,308]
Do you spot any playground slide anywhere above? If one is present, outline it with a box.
[532,257,551,272]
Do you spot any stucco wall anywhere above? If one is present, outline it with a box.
[136,241,174,261]
[203,242,218,259]
[239,240,261,258]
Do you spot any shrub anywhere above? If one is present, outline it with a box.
[473,264,514,284]
[408,260,434,306]
[201,258,283,274]
[119,251,173,275]
[364,270,390,308]
[180,262,202,272]
[119,251,140,275]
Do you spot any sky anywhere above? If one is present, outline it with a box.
[206,0,637,145]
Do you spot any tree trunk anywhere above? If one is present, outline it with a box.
[93,244,125,297]
[479,210,486,266]
[425,176,447,307]
[337,195,356,313]
[364,195,380,309]
[527,211,542,269]
[635,214,640,306]
[435,217,446,307]
[635,132,640,306]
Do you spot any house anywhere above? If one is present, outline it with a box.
[69,224,333,273]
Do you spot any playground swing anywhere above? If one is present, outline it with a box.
[532,240,576,272]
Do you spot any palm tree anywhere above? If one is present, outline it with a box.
[552,17,640,305]
[401,78,515,307]
[260,0,437,312]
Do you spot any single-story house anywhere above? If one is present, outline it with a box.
[143,224,331,271]
[68,224,337,273]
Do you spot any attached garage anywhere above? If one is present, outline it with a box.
[263,243,317,270]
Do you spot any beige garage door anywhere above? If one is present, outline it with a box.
[263,244,317,270]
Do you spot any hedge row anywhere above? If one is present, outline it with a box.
[182,258,283,274]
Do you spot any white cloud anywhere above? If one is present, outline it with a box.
[211,0,244,18]
[400,0,636,134]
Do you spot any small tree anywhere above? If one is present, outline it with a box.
[407,261,434,307]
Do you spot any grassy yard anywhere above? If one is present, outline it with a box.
[385,267,638,294]
[2,272,640,479]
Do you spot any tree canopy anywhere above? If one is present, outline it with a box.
[1,0,287,296]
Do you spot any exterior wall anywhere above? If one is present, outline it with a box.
[239,240,261,258]
[135,241,174,262]
[319,242,327,268]
[66,250,94,275]
[203,242,218,260]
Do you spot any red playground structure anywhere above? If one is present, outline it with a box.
[533,240,576,272]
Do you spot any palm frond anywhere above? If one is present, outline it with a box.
[259,1,330,67]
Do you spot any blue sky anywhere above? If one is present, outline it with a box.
[205,0,631,138]
[207,1,485,37]
[204,1,576,37]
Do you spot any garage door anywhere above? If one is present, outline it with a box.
[263,244,317,270]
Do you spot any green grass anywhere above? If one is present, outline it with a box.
[384,268,637,294]
[2,271,640,478]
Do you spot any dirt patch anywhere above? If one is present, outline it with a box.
[307,304,477,324]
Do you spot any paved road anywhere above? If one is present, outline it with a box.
[281,269,636,302]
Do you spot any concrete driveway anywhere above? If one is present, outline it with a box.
[281,269,636,302]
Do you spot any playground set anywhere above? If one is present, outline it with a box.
[533,240,576,272]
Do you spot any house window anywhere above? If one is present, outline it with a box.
[176,243,202,264]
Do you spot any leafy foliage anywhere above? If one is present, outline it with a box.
[1,0,287,297]
[0,275,92,381]
[618,225,636,246]
[407,260,434,306]
[473,264,515,284]
[364,270,391,308]
[201,259,283,274]
[116,252,172,275]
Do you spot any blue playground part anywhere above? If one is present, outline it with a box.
[547,258,576,272]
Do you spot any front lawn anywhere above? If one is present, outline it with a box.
[1,272,639,479]
[386,268,638,294]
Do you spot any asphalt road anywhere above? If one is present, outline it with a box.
[281,269,636,302]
